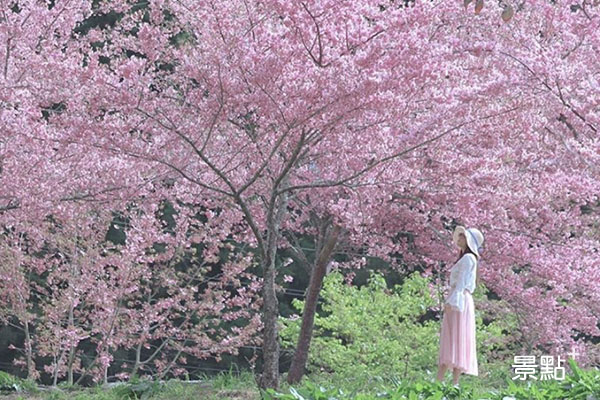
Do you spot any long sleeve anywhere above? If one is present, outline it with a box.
[445,254,477,312]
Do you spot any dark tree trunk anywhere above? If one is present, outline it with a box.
[24,321,35,380]
[287,223,341,384]
[258,184,290,390]
[259,252,280,390]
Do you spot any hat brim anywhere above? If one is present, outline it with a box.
[453,226,480,257]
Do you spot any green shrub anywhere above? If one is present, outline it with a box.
[263,378,472,400]
[0,371,36,393]
[280,270,520,389]
[0,370,23,392]
[110,379,164,399]
[265,358,600,400]
[280,270,440,387]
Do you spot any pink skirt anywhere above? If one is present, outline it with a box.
[438,290,478,376]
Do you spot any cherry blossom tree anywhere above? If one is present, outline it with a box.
[68,0,496,388]
[1,0,599,391]
[0,199,262,384]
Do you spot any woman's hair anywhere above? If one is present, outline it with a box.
[455,246,479,262]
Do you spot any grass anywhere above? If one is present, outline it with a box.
[0,370,261,400]
[1,359,599,400]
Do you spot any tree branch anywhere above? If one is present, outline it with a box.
[276,106,519,196]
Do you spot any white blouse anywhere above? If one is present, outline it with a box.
[445,253,477,313]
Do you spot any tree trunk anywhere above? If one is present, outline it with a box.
[258,184,290,390]
[23,321,35,380]
[52,349,65,387]
[287,224,341,384]
[260,252,280,389]
[130,340,143,379]
[67,304,75,385]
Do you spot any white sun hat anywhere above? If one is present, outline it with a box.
[453,225,484,257]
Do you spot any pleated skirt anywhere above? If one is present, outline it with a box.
[438,290,478,376]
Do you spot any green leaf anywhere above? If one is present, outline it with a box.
[289,387,306,400]
[475,0,484,14]
[502,5,514,22]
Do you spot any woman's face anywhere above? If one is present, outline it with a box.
[457,232,468,251]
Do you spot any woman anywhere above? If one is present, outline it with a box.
[437,225,484,385]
